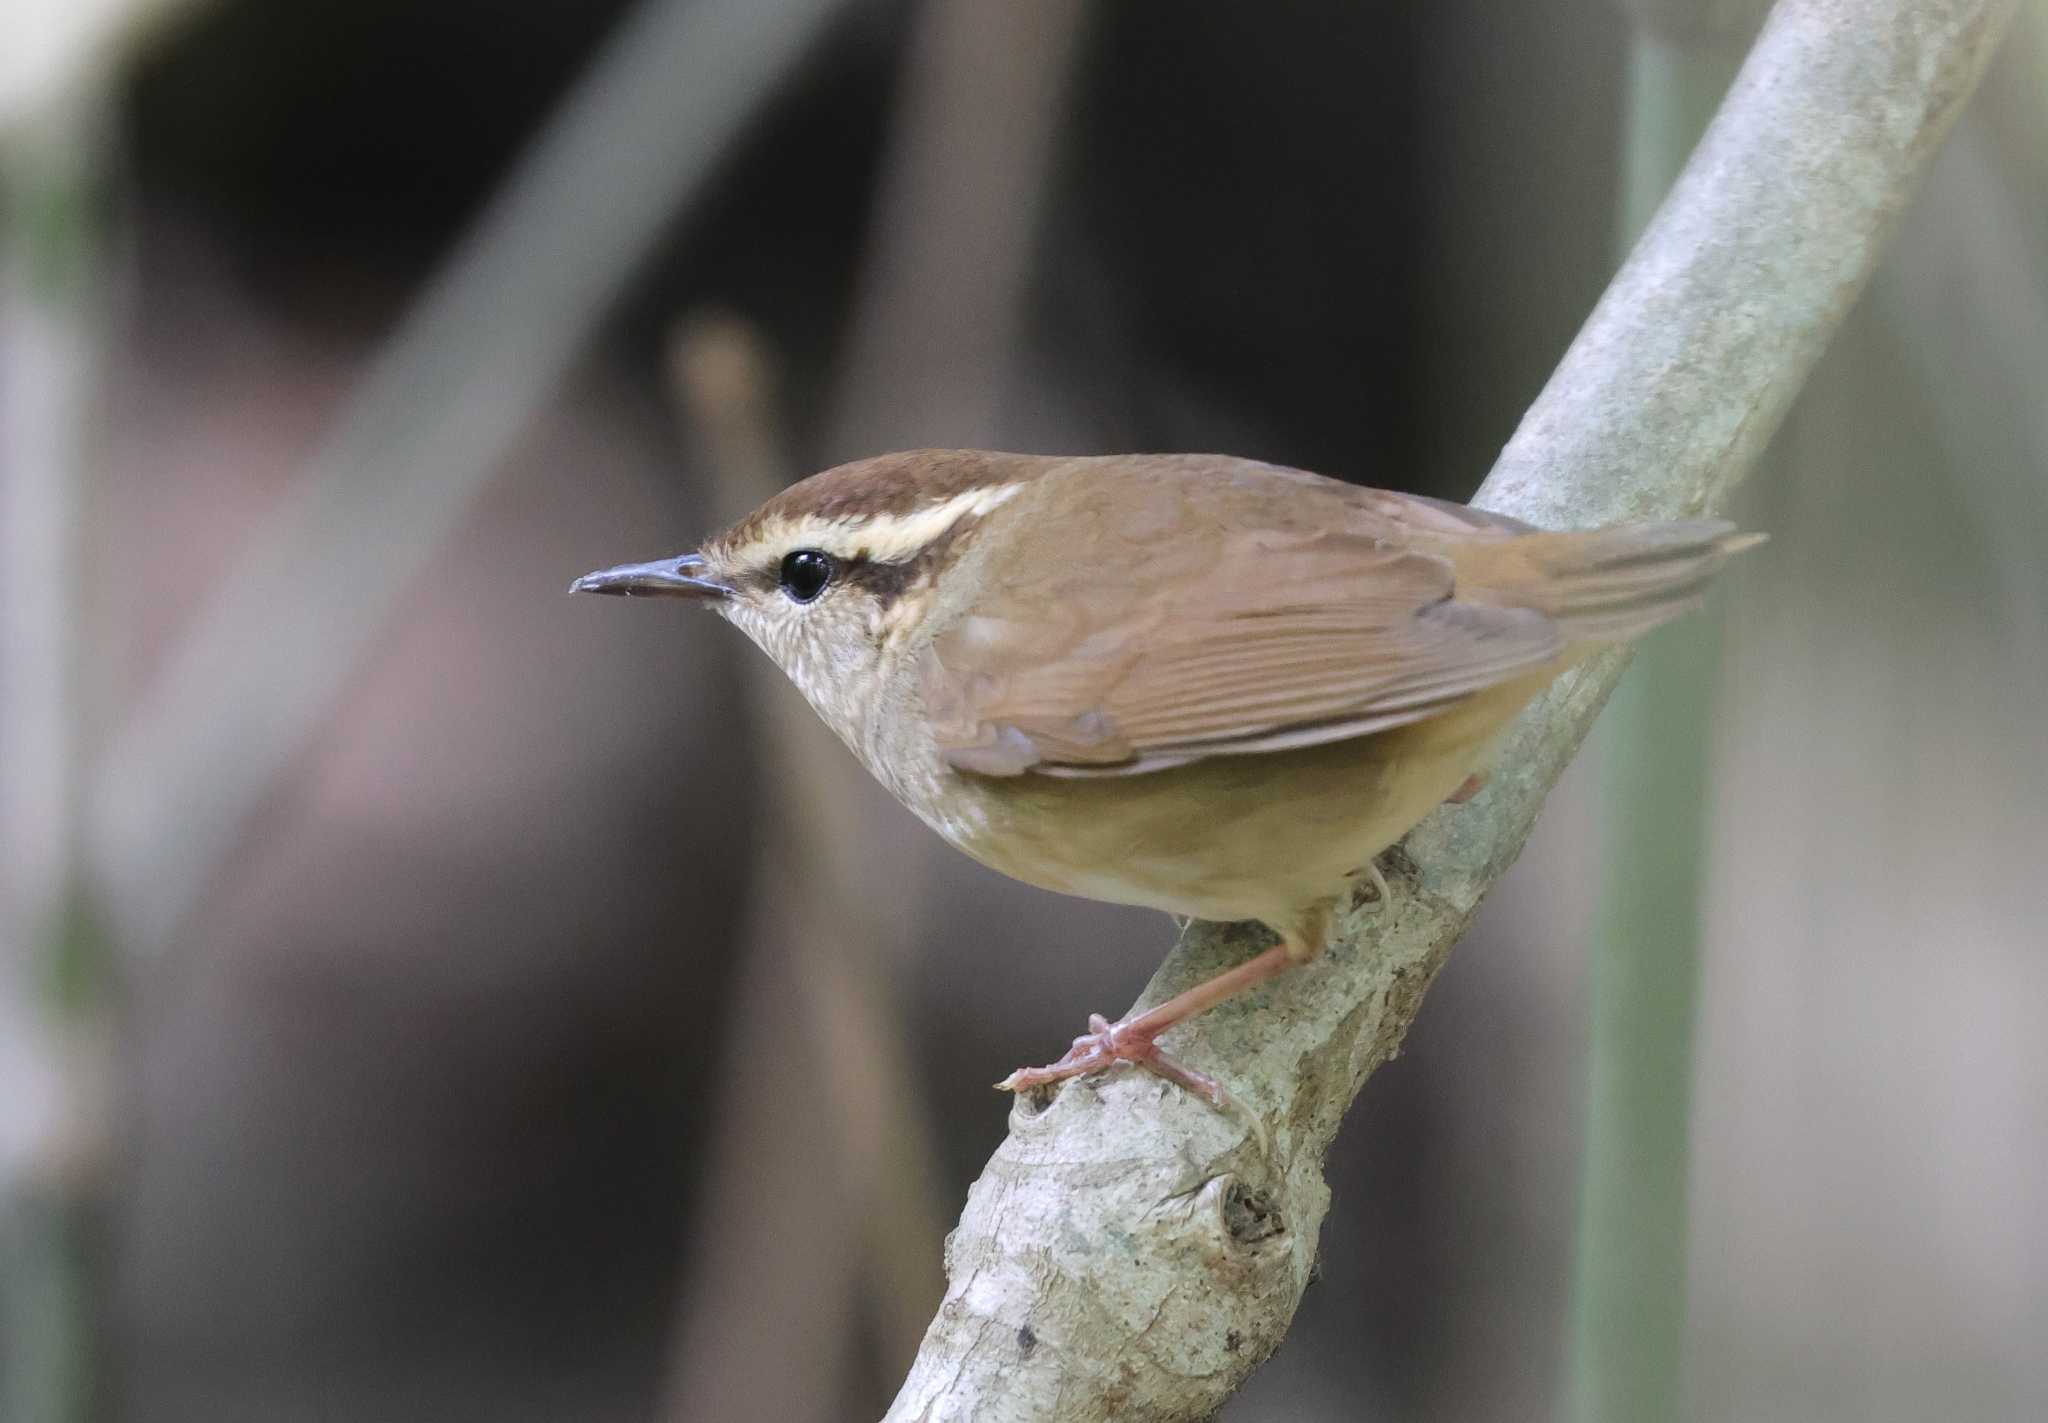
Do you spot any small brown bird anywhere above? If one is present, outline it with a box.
[575,451,1759,1104]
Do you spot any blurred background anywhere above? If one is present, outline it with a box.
[1,1,2044,1419]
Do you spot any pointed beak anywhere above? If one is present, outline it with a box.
[569,552,731,600]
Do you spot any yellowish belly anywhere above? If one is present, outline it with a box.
[946,675,1544,928]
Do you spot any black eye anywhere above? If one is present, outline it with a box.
[778,549,834,603]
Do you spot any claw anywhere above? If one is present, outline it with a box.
[996,943,1299,1119]
[996,1012,1229,1107]
[1349,859,1390,911]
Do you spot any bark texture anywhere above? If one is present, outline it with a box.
[884,2,2018,1419]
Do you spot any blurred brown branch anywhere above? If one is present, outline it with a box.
[664,2,1090,1417]
[657,314,953,1419]
[884,2,2019,1419]
[822,0,1090,458]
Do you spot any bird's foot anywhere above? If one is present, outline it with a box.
[997,1013,1229,1108]
[1348,858,1391,912]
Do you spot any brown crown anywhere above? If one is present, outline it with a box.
[712,449,1050,554]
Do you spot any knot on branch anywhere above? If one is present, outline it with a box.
[895,1073,1327,1422]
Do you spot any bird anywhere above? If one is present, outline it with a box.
[573,450,1761,1106]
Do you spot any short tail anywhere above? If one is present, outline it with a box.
[1472,521,1767,643]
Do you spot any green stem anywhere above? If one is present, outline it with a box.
[2,98,113,1423]
[1566,20,1748,1423]
[1567,613,1723,1422]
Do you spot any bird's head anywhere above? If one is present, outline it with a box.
[572,450,1037,742]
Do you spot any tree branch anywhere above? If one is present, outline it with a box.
[883,2,2017,1419]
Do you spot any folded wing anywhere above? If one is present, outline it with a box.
[924,459,1568,778]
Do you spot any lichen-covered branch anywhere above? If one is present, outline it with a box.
[883,3,2018,1419]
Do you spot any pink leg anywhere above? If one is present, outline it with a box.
[1445,771,1487,805]
[996,944,1298,1107]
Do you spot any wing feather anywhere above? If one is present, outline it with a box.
[922,457,1566,778]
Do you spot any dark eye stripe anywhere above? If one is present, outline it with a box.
[841,557,923,602]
